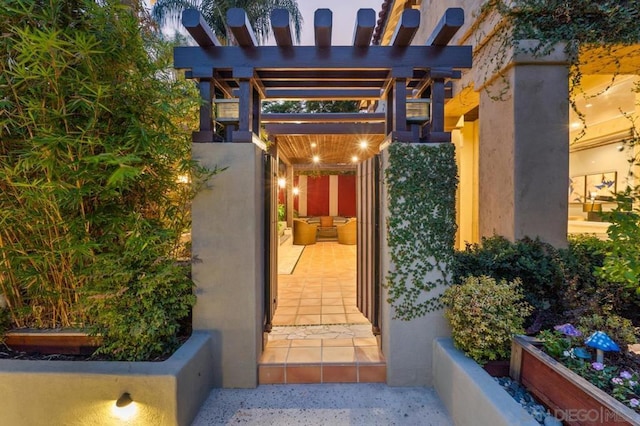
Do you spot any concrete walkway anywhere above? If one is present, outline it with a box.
[191,384,453,425]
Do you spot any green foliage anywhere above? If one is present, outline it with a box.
[152,0,303,45]
[87,222,196,361]
[277,204,286,222]
[262,100,359,113]
[384,142,457,319]
[577,313,638,349]
[442,275,533,364]
[0,0,208,359]
[537,329,572,359]
[453,236,565,313]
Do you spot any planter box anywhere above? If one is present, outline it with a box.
[511,335,640,426]
[0,331,215,426]
[433,338,539,426]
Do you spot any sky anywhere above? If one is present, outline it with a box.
[275,0,383,46]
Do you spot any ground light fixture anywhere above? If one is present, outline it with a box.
[112,392,136,421]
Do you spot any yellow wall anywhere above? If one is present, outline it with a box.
[455,119,479,249]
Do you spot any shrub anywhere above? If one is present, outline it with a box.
[442,275,533,364]
[577,312,638,350]
[453,236,564,313]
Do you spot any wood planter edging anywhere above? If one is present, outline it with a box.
[511,335,640,426]
[5,329,102,355]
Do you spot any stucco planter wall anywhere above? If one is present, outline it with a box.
[433,337,539,426]
[0,331,215,426]
[511,335,640,426]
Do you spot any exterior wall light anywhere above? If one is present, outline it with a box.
[112,392,136,420]
[116,393,133,408]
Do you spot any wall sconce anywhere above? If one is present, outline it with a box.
[406,99,431,124]
[213,99,239,123]
[116,393,133,408]
[293,187,299,196]
[278,178,286,188]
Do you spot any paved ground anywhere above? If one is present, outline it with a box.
[191,384,453,425]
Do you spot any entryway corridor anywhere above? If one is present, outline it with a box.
[259,241,385,384]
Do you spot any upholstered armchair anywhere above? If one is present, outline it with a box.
[293,219,318,245]
[337,219,356,245]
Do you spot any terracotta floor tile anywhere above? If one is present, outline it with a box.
[297,306,321,315]
[286,365,321,384]
[346,313,369,324]
[277,299,300,307]
[354,337,378,347]
[290,339,321,348]
[322,338,354,347]
[355,346,385,363]
[344,306,362,314]
[272,314,296,326]
[260,347,289,363]
[259,365,285,384]
[358,365,386,383]
[322,346,356,363]
[299,298,322,306]
[295,315,321,325]
[323,365,357,383]
[287,347,322,363]
[267,340,291,348]
[322,298,343,306]
[322,314,347,324]
[276,306,298,315]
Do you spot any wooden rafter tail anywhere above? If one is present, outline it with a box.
[390,9,420,47]
[426,7,464,46]
[314,9,332,48]
[181,9,220,47]
[227,8,258,47]
[353,8,375,47]
[271,9,293,47]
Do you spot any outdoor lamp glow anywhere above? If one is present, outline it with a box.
[359,140,368,149]
[293,187,299,196]
[113,392,136,421]
[312,155,320,163]
[278,178,286,188]
[116,393,132,408]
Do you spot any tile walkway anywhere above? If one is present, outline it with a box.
[260,241,384,384]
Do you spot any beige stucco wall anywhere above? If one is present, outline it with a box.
[454,119,479,247]
[191,143,265,388]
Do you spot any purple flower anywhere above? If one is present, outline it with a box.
[620,371,633,380]
[630,399,639,408]
[630,381,638,387]
[592,362,604,371]
[612,377,623,385]
[554,323,582,337]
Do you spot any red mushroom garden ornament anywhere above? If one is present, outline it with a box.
[585,331,620,364]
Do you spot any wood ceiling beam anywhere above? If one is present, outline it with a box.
[390,9,420,47]
[174,46,473,71]
[182,9,220,47]
[257,70,389,80]
[264,89,381,100]
[271,9,293,47]
[265,123,385,135]
[262,113,386,123]
[353,9,375,47]
[261,80,384,89]
[227,8,258,47]
[314,9,332,48]
[426,8,464,46]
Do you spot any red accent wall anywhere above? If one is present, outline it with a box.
[306,175,329,216]
[338,175,356,217]
[293,175,299,213]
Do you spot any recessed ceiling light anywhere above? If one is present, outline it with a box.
[359,140,368,149]
[311,142,317,148]
[585,103,593,108]
[352,156,358,163]
[312,155,320,163]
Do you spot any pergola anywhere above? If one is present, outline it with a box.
[174,7,472,167]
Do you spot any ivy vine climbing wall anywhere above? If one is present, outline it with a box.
[384,142,458,320]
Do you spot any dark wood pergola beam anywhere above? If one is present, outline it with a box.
[262,113,386,123]
[390,9,420,47]
[265,123,385,135]
[426,8,464,46]
[182,9,220,47]
[174,46,473,71]
[261,80,386,89]
[227,8,258,47]
[353,9,375,47]
[264,89,381,100]
[257,70,389,81]
[271,9,292,47]
[314,9,332,48]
